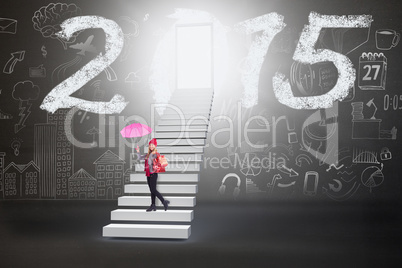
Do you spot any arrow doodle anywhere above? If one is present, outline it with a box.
[338,170,354,176]
[323,182,360,201]
[267,174,282,194]
[3,50,25,74]
[326,164,345,172]
[328,179,342,192]
[295,154,313,167]
[278,181,296,188]
[277,163,299,177]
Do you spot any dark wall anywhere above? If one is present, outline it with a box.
[0,0,401,202]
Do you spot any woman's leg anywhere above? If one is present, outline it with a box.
[147,176,156,204]
[149,173,165,203]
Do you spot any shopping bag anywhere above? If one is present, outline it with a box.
[153,154,168,173]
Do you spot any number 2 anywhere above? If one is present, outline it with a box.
[362,64,380,81]
[40,16,128,114]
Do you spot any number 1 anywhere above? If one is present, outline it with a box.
[235,13,286,108]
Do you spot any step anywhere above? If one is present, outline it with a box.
[118,196,196,207]
[172,89,213,94]
[156,146,204,154]
[158,153,203,162]
[169,98,212,103]
[141,153,203,163]
[154,131,207,139]
[168,101,212,106]
[135,162,200,172]
[130,173,199,182]
[166,106,211,112]
[125,184,198,194]
[158,119,210,126]
[169,92,214,99]
[160,114,210,120]
[103,223,191,239]
[156,138,206,146]
[171,92,213,97]
[155,125,208,132]
[168,102,212,108]
[134,153,203,163]
[173,88,214,92]
[162,110,210,115]
[163,104,212,111]
[110,209,194,222]
[141,144,205,153]
[164,105,211,110]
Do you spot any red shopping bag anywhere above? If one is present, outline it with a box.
[153,154,168,173]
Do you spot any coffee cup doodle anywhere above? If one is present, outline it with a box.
[376,29,400,50]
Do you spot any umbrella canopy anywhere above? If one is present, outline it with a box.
[120,123,152,138]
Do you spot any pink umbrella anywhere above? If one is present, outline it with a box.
[120,123,152,138]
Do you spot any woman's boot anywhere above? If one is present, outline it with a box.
[163,200,170,211]
[146,204,156,212]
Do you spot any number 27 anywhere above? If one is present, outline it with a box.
[362,64,381,80]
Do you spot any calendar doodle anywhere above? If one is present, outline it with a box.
[358,52,387,90]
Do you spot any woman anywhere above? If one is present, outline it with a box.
[135,138,169,212]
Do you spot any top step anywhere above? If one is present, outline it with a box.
[171,89,214,95]
[159,114,211,120]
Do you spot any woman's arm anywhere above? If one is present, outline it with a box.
[136,153,146,160]
[135,145,146,160]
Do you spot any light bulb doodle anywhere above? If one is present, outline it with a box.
[11,139,22,156]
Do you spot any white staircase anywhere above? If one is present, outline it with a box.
[103,89,214,239]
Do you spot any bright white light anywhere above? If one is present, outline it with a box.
[176,25,212,89]
[150,9,228,115]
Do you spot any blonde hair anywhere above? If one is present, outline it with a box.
[146,146,157,159]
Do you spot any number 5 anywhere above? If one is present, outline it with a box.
[273,12,372,109]
[40,16,128,114]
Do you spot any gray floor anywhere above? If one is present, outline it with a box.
[0,200,401,268]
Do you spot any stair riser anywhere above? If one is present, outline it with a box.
[103,224,191,239]
[157,148,204,154]
[111,209,194,222]
[156,139,205,146]
[135,153,203,163]
[142,146,204,154]
[156,126,208,132]
[160,114,210,120]
[118,196,196,207]
[135,163,200,172]
[158,120,209,126]
[168,105,212,110]
[162,110,210,115]
[170,95,213,99]
[125,184,198,194]
[154,133,207,139]
[130,173,199,182]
